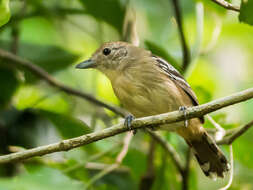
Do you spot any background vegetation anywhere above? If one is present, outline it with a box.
[0,0,253,190]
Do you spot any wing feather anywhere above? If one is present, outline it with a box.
[152,55,204,123]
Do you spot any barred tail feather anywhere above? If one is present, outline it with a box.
[188,131,230,179]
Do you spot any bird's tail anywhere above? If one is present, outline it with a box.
[188,131,229,178]
[177,121,230,179]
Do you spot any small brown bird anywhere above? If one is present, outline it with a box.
[76,41,229,178]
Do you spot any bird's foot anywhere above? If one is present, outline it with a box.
[124,114,137,134]
[179,106,188,128]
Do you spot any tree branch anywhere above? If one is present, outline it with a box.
[211,0,240,12]
[0,87,252,163]
[170,0,190,71]
[181,148,191,190]
[219,145,234,190]
[0,48,127,117]
[207,114,226,141]
[139,138,156,190]
[85,162,130,174]
[217,120,253,145]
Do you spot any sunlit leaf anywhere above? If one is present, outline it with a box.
[96,73,119,105]
[0,0,10,27]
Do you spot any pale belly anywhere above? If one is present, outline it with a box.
[112,79,188,131]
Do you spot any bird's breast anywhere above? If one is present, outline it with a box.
[111,74,183,118]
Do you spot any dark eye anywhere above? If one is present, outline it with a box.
[103,48,111,56]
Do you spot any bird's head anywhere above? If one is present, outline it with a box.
[76,41,149,80]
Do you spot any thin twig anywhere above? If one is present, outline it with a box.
[181,148,191,190]
[170,0,190,71]
[192,2,204,61]
[116,132,133,163]
[184,2,204,78]
[139,138,156,190]
[85,162,130,174]
[211,0,240,12]
[200,16,222,55]
[63,143,121,173]
[206,115,226,141]
[206,115,224,132]
[0,87,253,163]
[0,48,127,117]
[122,5,139,46]
[219,145,233,190]
[218,120,253,145]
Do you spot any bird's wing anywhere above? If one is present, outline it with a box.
[152,55,204,123]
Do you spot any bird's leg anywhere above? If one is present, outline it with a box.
[124,114,137,134]
[179,106,188,128]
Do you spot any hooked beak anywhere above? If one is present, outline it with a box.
[75,59,96,69]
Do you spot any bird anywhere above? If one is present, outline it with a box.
[76,41,230,178]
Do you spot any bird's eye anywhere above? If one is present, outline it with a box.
[103,48,111,56]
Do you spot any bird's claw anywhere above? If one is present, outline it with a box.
[179,106,188,128]
[124,114,137,134]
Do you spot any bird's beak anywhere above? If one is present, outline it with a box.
[75,59,96,69]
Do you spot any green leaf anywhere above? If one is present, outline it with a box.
[36,109,92,138]
[239,0,253,25]
[79,0,125,33]
[0,67,19,109]
[144,40,182,72]
[0,0,10,27]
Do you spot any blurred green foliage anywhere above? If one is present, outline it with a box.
[0,0,253,190]
[239,0,253,25]
[79,0,126,33]
[0,67,19,107]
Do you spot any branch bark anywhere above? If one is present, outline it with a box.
[211,0,240,12]
[0,87,252,164]
[217,120,253,145]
